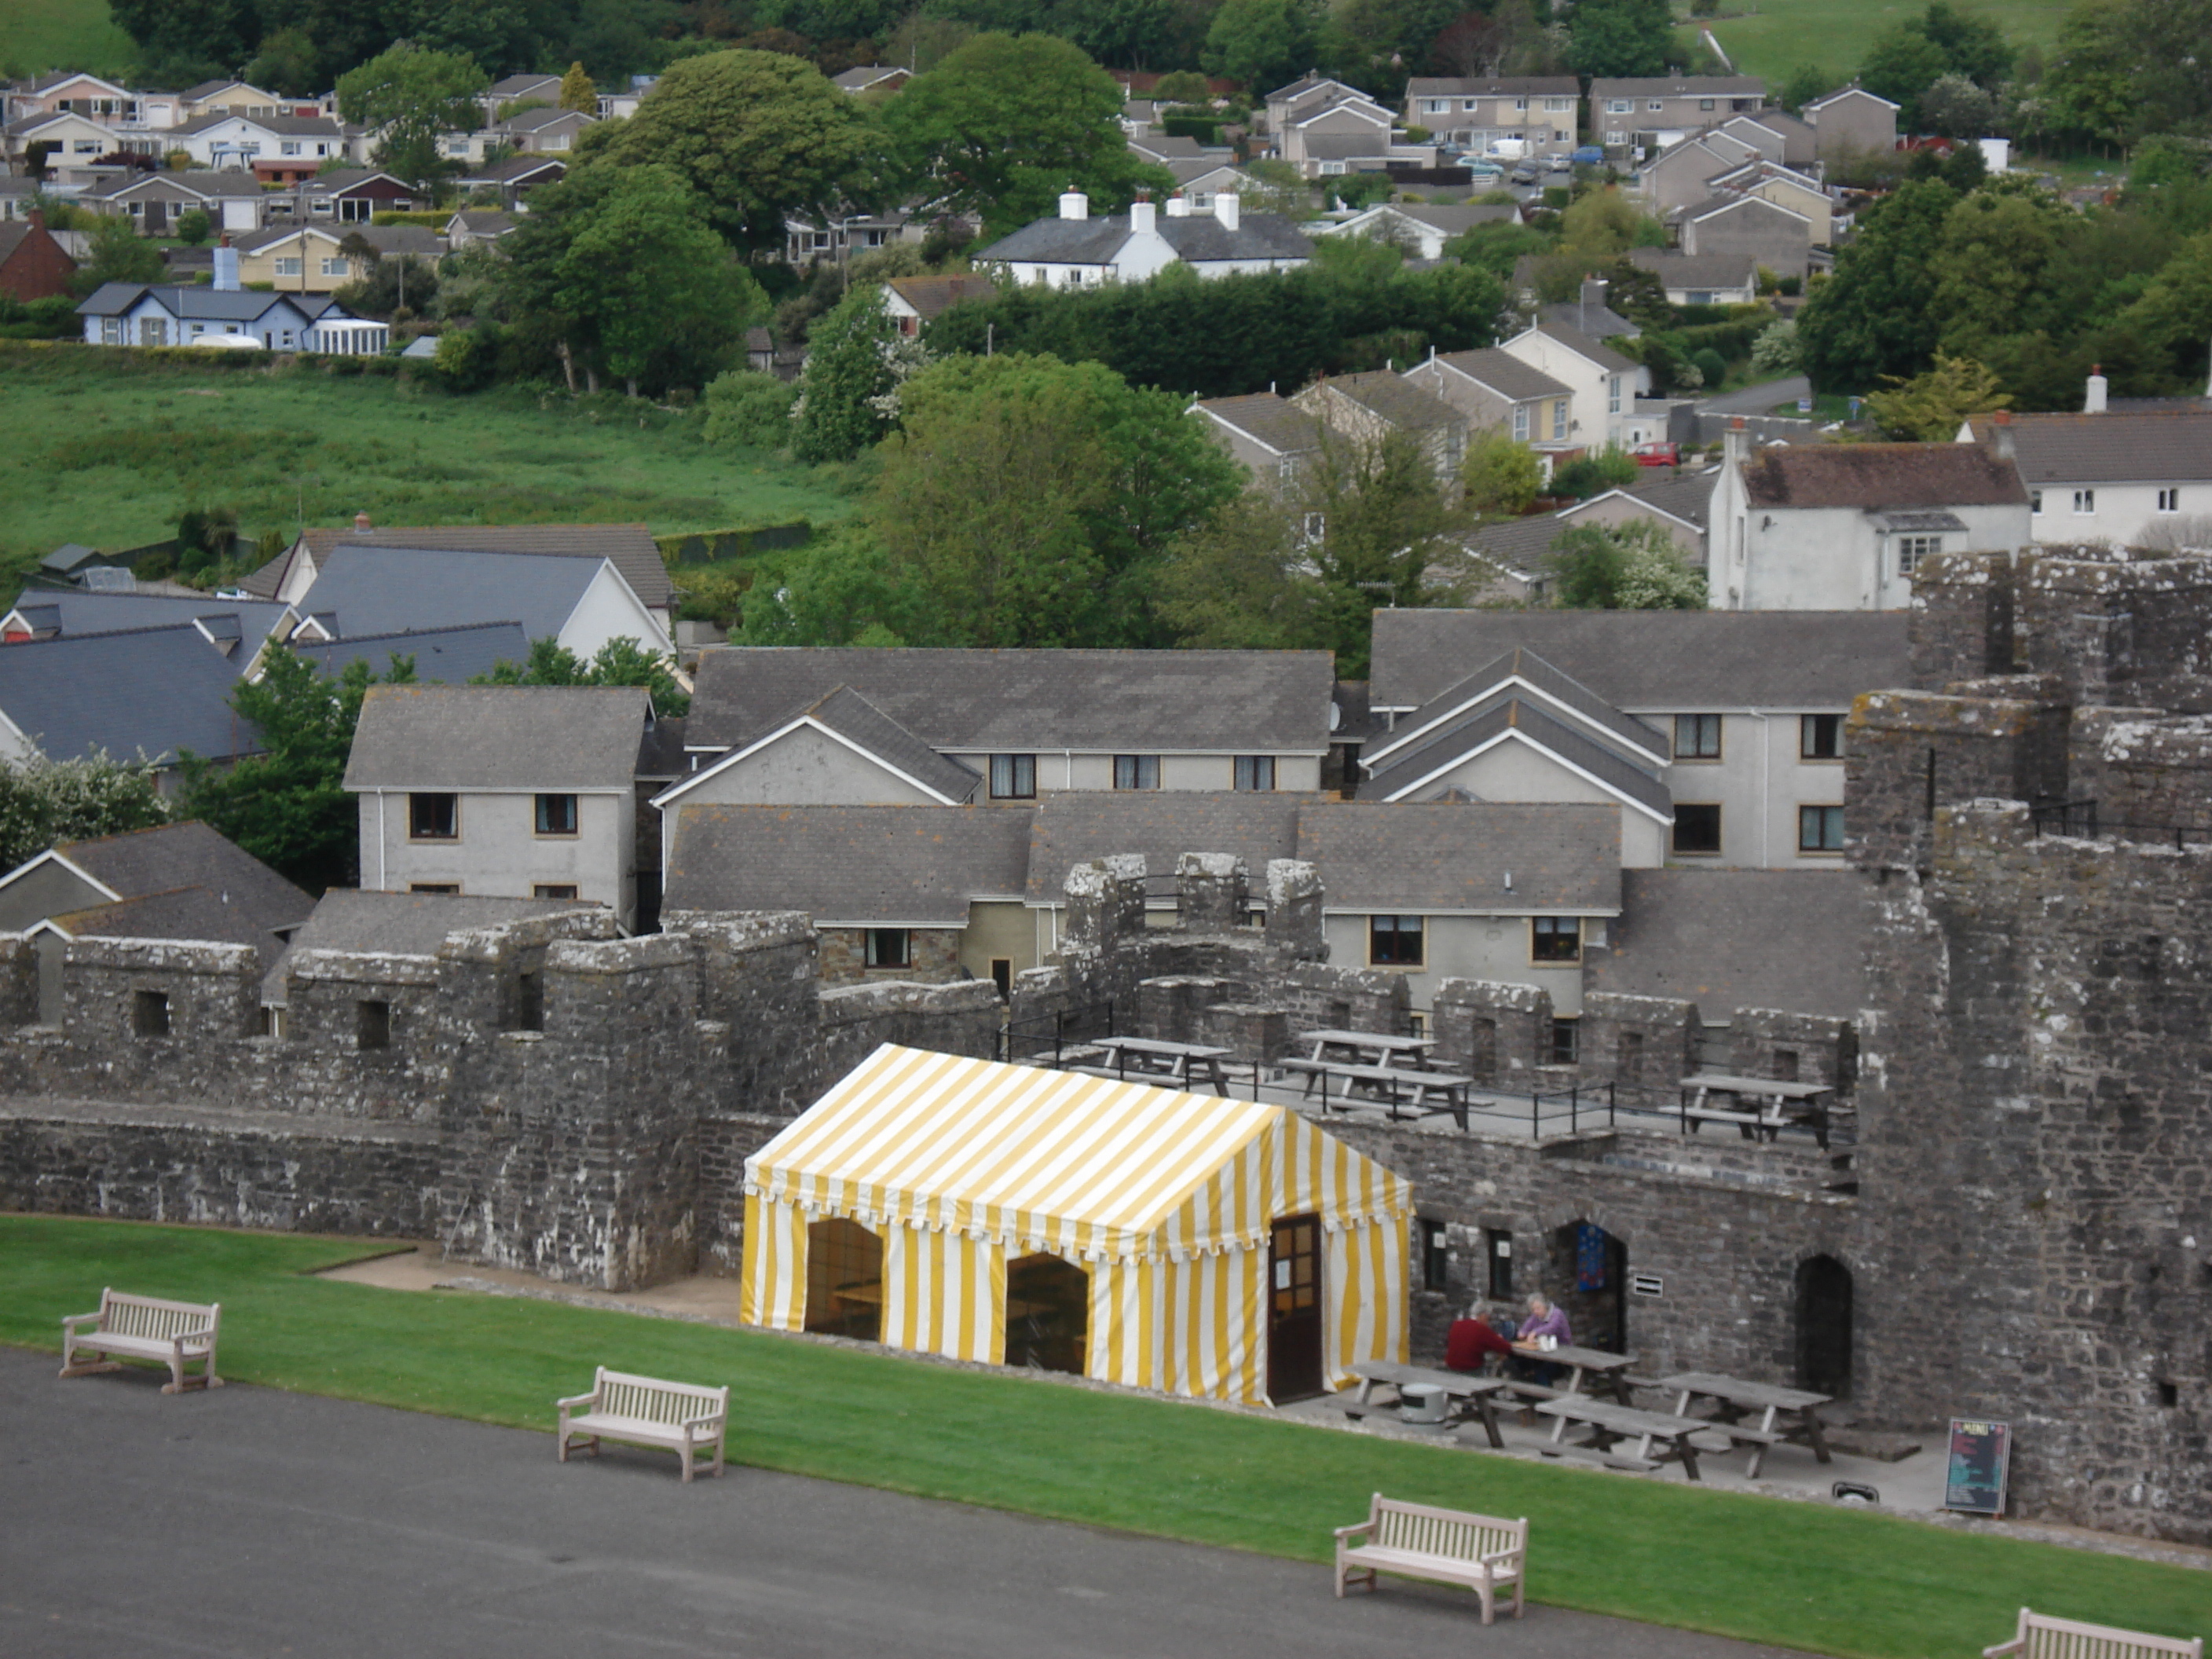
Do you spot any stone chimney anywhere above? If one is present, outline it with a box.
[1214,191,1240,232]
[1579,276,1607,331]
[353,511,372,532]
[1723,414,1748,474]
[27,208,44,231]
[1990,407,2015,460]
[1164,191,1189,218]
[2084,363,2108,413]
[212,237,239,292]
[1129,189,1155,236]
[1058,186,1088,221]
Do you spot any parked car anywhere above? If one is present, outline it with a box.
[1468,159,1504,180]
[1571,145,1605,167]
[1510,163,1540,185]
[1632,441,1680,468]
[1546,154,1574,174]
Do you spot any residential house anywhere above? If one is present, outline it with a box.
[1156,159,1252,213]
[166,112,345,175]
[1959,400,2212,549]
[0,213,74,302]
[1738,108,1819,170]
[1800,87,1899,166]
[1128,133,1207,167]
[82,169,266,235]
[233,224,374,293]
[493,105,593,154]
[0,821,313,1023]
[4,109,118,170]
[1401,75,1580,157]
[1312,201,1517,261]
[1365,606,1914,868]
[174,79,290,120]
[5,71,143,127]
[290,622,533,686]
[1265,74,1408,177]
[481,73,564,119]
[1294,372,1467,480]
[783,204,928,267]
[1189,392,1324,491]
[831,65,911,94]
[1497,320,1646,451]
[1402,346,1574,456]
[1635,133,1761,217]
[274,167,421,225]
[75,281,379,352]
[1,590,295,657]
[1537,281,1643,344]
[0,177,42,222]
[883,272,997,339]
[1588,77,1767,153]
[1463,467,1716,601]
[247,521,676,635]
[346,684,656,928]
[280,544,668,659]
[454,153,566,209]
[970,190,1310,287]
[1708,423,2031,610]
[1706,159,1834,247]
[1625,247,1757,306]
[0,623,266,782]
[1671,189,1813,278]
[1709,114,1788,164]
[444,210,515,250]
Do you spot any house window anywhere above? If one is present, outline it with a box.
[533,883,580,899]
[1546,97,1573,112]
[1552,401,1567,441]
[1320,161,1347,175]
[137,317,167,346]
[133,989,170,1038]
[988,754,1035,799]
[1607,100,1630,114]
[865,928,912,969]
[1512,97,1526,111]
[2031,490,2042,514]
[1799,805,1845,853]
[409,883,460,894]
[101,317,123,344]
[1532,916,1581,963]
[280,141,301,156]
[275,256,302,275]
[1607,375,1621,415]
[321,257,349,277]
[1673,804,1723,855]
[1513,405,1530,441]
[1234,755,1276,791]
[1302,511,1327,544]
[1801,713,1844,759]
[1648,98,1664,111]
[1549,1016,1579,1065]
[534,793,578,836]
[1699,98,1715,110]
[408,793,458,840]
[357,999,390,1050]
[1896,534,1941,573]
[1419,1218,1449,1291]
[2158,488,2180,513]
[1369,914,1424,966]
[1484,1229,1514,1299]
[1113,754,1159,790]
[2073,489,2096,514]
[1674,712,1723,760]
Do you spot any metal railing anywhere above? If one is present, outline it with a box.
[998,1000,1115,1068]
[2031,799,2212,849]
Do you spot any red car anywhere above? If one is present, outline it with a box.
[1632,441,1679,467]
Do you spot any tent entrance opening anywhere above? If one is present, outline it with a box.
[1268,1212,1324,1402]
[1005,1253,1088,1374]
[803,1218,883,1340]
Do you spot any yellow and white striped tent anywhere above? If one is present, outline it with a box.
[741,1044,1414,1404]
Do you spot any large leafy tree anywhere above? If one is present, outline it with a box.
[1548,519,1708,610]
[1859,1,2016,130]
[72,216,165,298]
[1201,0,1317,90]
[1796,178,1960,392]
[1860,352,2010,439]
[884,33,1166,237]
[1568,0,1677,78]
[0,756,170,873]
[337,43,490,191]
[790,285,930,463]
[474,637,690,715]
[588,50,871,255]
[500,163,767,396]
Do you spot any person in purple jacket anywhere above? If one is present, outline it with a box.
[1513,1293,1573,1383]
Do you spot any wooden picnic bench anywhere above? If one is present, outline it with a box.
[1660,1371,1833,1478]
[557,1367,729,1483]
[60,1288,222,1393]
[1536,1397,1706,1479]
[1676,1073,1838,1149]
[1068,1035,1233,1094]
[1335,1361,1512,1447]
[1333,1494,1528,1625]
[1295,1029,1438,1068]
[1983,1608,2202,1659]
[1281,1058,1476,1126]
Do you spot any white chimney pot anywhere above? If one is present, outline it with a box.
[1130,195,1156,236]
[1058,188,1089,221]
[1215,192,1240,232]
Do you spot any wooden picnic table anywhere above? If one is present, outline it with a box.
[1658,1371,1833,1478]
[1296,1029,1439,1069]
[1676,1072,1838,1149]
[1341,1361,1514,1448]
[1510,1341,1639,1406]
[1535,1397,1707,1478]
[1076,1035,1234,1094]
[1281,1057,1476,1126]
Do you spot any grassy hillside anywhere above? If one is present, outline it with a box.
[0,346,854,577]
[0,0,135,79]
[1701,0,2072,93]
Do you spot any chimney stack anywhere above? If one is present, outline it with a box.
[353,511,372,532]
[1129,188,1155,236]
[1058,186,1089,221]
[1165,191,1189,218]
[212,236,239,292]
[1723,414,1748,474]
[28,207,44,231]
[2084,364,2108,414]
[1990,407,2015,460]
[1215,191,1240,232]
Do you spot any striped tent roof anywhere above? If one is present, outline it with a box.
[745,1045,1411,1263]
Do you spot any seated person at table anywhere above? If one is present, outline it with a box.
[1511,1293,1572,1382]
[1445,1307,1513,1373]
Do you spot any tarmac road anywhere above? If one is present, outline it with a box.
[0,1347,1813,1659]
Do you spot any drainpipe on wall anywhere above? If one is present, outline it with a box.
[376,790,386,890]
[1747,709,1771,866]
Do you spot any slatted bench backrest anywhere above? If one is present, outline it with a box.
[2020,1613,2203,1659]
[1372,1498,1523,1564]
[102,1291,217,1342]
[595,1368,727,1425]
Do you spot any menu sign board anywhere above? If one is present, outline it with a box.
[1944,1419,2012,1515]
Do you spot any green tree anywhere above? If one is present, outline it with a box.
[1461,427,1544,516]
[1796,177,1958,390]
[1859,24,1952,128]
[106,0,254,85]
[72,214,165,298]
[1202,0,1315,90]
[0,755,170,873]
[1548,445,1640,500]
[1443,218,1553,276]
[1921,0,2015,87]
[1918,72,1998,137]
[1778,63,1830,112]
[2039,0,2138,145]
[1749,317,1801,375]
[1548,518,1707,609]
[337,43,490,191]
[589,50,870,255]
[1568,0,1677,78]
[500,163,766,396]
[1860,351,2009,439]
[474,636,689,714]
[790,285,928,463]
[559,60,598,112]
[702,368,800,449]
[177,646,416,892]
[884,33,1167,238]
[245,26,322,97]
[173,209,211,247]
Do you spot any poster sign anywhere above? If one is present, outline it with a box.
[1944,1419,2012,1514]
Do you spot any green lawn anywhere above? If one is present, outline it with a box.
[0,345,854,576]
[5,1214,2203,1658]
[1699,0,2072,92]
[0,0,134,79]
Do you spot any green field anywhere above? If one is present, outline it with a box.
[0,0,134,79]
[1700,0,2073,93]
[0,345,854,575]
[5,1214,2205,1659]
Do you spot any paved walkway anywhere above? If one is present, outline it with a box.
[0,1349,1811,1659]
[1698,375,1812,416]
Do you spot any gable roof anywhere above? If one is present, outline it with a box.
[0,624,256,766]
[1567,467,1719,533]
[1626,248,1760,291]
[884,273,998,323]
[831,64,910,91]
[663,685,982,809]
[1588,77,1765,97]
[1587,866,1868,1019]
[1296,800,1621,911]
[0,588,293,647]
[75,283,333,324]
[1677,190,1810,227]
[687,648,1336,755]
[1159,212,1313,263]
[1307,371,1462,431]
[290,621,533,684]
[1740,443,2028,510]
[1366,646,1669,772]
[344,684,651,792]
[499,105,591,133]
[290,544,608,642]
[1025,793,1306,902]
[1527,320,1637,373]
[1428,347,1570,402]
[38,820,312,957]
[1961,411,2212,485]
[1130,134,1208,160]
[1804,86,1899,115]
[293,168,412,197]
[1369,609,1914,712]
[665,804,1033,922]
[169,112,342,137]
[1361,695,1673,820]
[1403,75,1579,97]
[455,154,567,185]
[83,170,266,202]
[1193,391,1324,456]
[277,522,672,612]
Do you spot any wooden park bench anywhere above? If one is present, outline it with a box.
[1984,1609,2202,1659]
[60,1289,222,1393]
[1333,1494,1528,1624]
[556,1367,729,1483]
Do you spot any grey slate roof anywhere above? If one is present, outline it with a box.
[1586,866,1868,1019]
[1626,247,1759,290]
[726,686,983,804]
[687,648,1336,754]
[279,522,672,611]
[1430,347,1570,402]
[1368,646,1669,771]
[972,211,1311,267]
[1361,696,1673,818]
[84,170,266,201]
[291,545,604,641]
[1533,320,1638,370]
[343,684,650,791]
[56,820,311,947]
[1024,793,1307,902]
[1588,77,1765,98]
[1467,513,1573,573]
[1,589,292,646]
[1391,204,1520,234]
[1537,302,1640,341]
[1194,392,1324,456]
[75,283,335,324]
[1369,609,1913,712]
[1962,412,2212,485]
[1404,76,1580,97]
[665,804,1034,922]
[291,622,532,685]
[1130,134,1207,160]
[1296,800,1621,912]
[268,889,584,991]
[456,154,567,185]
[1302,134,1391,161]
[1310,371,1462,430]
[1572,467,1718,530]
[0,625,255,766]
[169,112,342,136]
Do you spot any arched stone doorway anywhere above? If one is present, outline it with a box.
[803,1218,884,1340]
[1794,1254,1853,1398]
[1545,1219,1627,1355]
[1005,1253,1090,1374]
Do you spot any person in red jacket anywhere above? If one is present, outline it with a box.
[1445,1308,1513,1373]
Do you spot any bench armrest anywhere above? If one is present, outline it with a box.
[169,1327,218,1348]
[1981,1644,2024,1658]
[555,1391,600,1410]
[682,1412,725,1431]
[1332,1522,1375,1542]
[1481,1547,1524,1568]
[61,1311,104,1335]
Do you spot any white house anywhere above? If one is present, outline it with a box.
[164,112,345,170]
[1312,201,1518,261]
[1625,247,1758,306]
[969,189,1310,288]
[1496,321,1646,451]
[1958,394,2212,551]
[75,280,380,353]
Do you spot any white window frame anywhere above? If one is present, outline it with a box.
[1607,100,1630,114]
[1513,404,1530,441]
[2073,489,2096,515]
[1896,534,1942,573]
[320,256,348,277]
[2157,488,2180,513]
[1607,375,1621,415]
[274,256,302,276]
[1552,401,1568,441]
